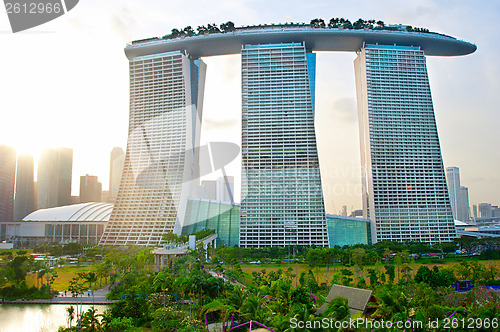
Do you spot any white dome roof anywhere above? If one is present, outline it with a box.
[24,202,113,221]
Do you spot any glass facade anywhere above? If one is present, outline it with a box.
[326,215,371,247]
[182,198,240,247]
[182,199,369,248]
[355,45,456,244]
[239,43,329,247]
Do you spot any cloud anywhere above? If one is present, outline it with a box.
[331,97,357,122]
[203,118,238,131]
[111,7,137,41]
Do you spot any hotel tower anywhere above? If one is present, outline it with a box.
[355,45,456,243]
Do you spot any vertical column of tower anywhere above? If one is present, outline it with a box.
[354,45,456,244]
[100,51,206,246]
[239,43,329,248]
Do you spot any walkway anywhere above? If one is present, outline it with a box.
[206,269,245,288]
[1,286,115,305]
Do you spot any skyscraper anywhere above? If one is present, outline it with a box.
[80,174,102,203]
[109,147,125,202]
[14,154,35,220]
[0,146,16,221]
[100,51,206,246]
[355,45,456,243]
[37,148,73,209]
[57,148,73,207]
[478,203,492,218]
[104,24,475,246]
[446,167,461,220]
[459,186,470,222]
[239,43,329,247]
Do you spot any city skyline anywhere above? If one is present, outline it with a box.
[0,1,498,213]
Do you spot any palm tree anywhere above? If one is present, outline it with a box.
[37,268,47,290]
[200,299,235,332]
[153,271,172,306]
[66,305,75,328]
[78,307,100,332]
[224,285,246,311]
[85,271,98,306]
[322,296,350,320]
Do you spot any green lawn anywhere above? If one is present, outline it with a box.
[26,263,102,292]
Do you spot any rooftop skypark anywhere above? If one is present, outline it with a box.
[133,17,438,45]
[126,19,475,59]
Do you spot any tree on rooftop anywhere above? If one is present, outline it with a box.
[310,18,325,28]
[353,18,366,29]
[170,28,180,38]
[328,17,340,28]
[343,19,353,29]
[197,25,207,35]
[207,23,221,33]
[183,26,195,37]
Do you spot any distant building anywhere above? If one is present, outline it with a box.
[478,203,493,218]
[101,190,111,203]
[459,186,470,222]
[0,202,111,245]
[341,205,348,217]
[0,146,16,221]
[109,147,125,202]
[14,154,35,220]
[216,176,234,203]
[37,148,73,209]
[200,180,217,200]
[80,175,102,203]
[473,204,478,218]
[492,206,500,218]
[446,167,462,220]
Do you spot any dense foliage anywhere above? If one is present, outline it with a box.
[51,239,500,332]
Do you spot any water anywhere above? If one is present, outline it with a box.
[0,304,109,332]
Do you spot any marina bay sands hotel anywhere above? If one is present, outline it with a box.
[99,24,476,247]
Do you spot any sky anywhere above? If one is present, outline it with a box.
[0,0,498,215]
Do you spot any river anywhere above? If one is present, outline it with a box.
[0,304,109,332]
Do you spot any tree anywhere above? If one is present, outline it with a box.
[153,271,173,306]
[207,23,221,33]
[162,232,181,245]
[78,307,100,332]
[8,255,32,285]
[323,297,350,320]
[85,272,98,305]
[367,268,378,285]
[385,265,395,283]
[328,17,340,28]
[197,25,208,35]
[353,18,366,29]
[183,26,195,37]
[220,21,235,33]
[66,306,75,328]
[310,18,325,28]
[170,28,180,38]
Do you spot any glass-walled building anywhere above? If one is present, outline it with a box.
[325,215,371,247]
[181,198,239,247]
[182,198,369,248]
